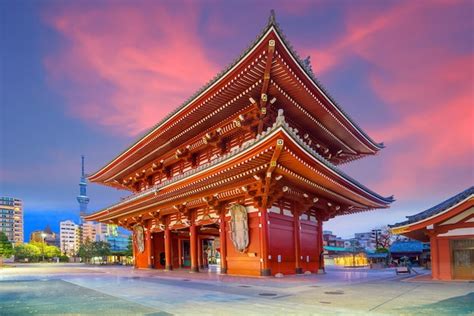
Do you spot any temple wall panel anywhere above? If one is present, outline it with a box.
[300,220,319,273]
[436,238,452,280]
[152,232,165,269]
[268,212,295,275]
[226,212,261,276]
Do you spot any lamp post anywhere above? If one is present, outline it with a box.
[41,233,46,262]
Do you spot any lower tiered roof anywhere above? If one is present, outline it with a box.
[85,110,393,225]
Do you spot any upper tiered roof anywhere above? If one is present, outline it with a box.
[89,11,385,188]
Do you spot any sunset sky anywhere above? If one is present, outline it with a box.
[1,0,473,240]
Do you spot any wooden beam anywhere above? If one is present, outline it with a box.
[258,39,276,134]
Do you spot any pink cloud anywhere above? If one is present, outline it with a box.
[306,1,474,198]
[43,4,219,136]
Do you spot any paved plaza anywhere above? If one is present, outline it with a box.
[0,264,472,315]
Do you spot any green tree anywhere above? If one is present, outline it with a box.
[14,243,41,262]
[77,240,94,263]
[0,232,14,266]
[44,245,61,258]
[375,247,389,253]
[93,241,111,264]
[30,241,49,261]
[78,240,111,263]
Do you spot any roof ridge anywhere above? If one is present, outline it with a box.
[268,13,384,149]
[391,186,474,228]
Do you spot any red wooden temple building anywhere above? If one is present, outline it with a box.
[391,187,473,280]
[85,12,393,276]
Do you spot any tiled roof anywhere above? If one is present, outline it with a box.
[90,10,383,179]
[389,241,424,253]
[86,110,393,220]
[391,186,474,228]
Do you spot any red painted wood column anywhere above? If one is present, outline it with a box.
[146,225,153,269]
[429,234,439,280]
[293,211,303,274]
[132,230,138,269]
[178,237,183,268]
[198,236,203,269]
[219,210,227,274]
[190,213,199,272]
[317,219,325,273]
[164,223,173,271]
[260,207,271,276]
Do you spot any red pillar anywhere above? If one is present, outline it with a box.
[259,207,271,276]
[198,236,203,269]
[145,226,153,269]
[190,217,199,272]
[219,211,227,274]
[132,230,138,269]
[430,234,439,280]
[164,225,172,271]
[317,219,325,273]
[294,211,303,274]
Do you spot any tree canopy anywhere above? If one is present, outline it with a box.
[0,232,14,264]
[14,242,61,262]
[78,240,111,263]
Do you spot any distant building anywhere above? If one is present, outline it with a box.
[323,231,345,248]
[60,220,80,256]
[354,232,376,250]
[0,197,23,243]
[107,234,130,252]
[389,240,426,264]
[30,226,59,247]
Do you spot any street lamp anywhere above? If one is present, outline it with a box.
[41,233,46,262]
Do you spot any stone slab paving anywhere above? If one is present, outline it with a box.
[0,279,163,315]
[1,264,473,315]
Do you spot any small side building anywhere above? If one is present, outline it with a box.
[389,240,425,265]
[391,187,474,280]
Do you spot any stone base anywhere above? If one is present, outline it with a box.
[165,265,173,271]
[190,266,199,273]
[295,267,304,274]
[304,271,312,275]
[260,268,272,276]
[275,273,284,278]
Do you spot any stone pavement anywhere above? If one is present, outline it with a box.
[0,263,472,315]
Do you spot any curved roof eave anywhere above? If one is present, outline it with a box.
[89,11,385,182]
[390,186,474,231]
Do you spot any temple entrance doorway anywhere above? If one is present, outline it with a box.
[198,223,220,273]
[181,240,191,268]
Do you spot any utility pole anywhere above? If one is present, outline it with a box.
[371,229,382,249]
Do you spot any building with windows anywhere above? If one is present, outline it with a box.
[0,197,23,244]
[60,220,80,256]
[354,232,376,250]
[85,12,393,276]
[30,226,60,247]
